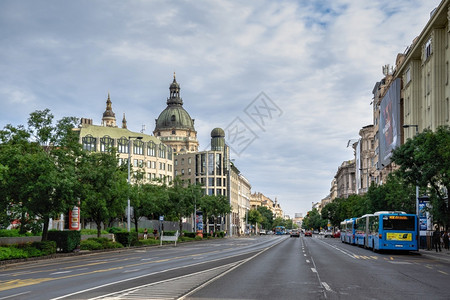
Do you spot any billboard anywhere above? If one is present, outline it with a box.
[379,78,401,167]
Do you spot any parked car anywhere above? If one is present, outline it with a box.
[304,230,312,237]
[290,230,300,237]
[323,230,333,238]
[259,230,266,235]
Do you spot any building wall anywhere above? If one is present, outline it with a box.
[75,122,174,184]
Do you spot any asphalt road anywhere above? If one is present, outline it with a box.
[1,235,449,300]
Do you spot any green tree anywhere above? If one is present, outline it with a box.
[0,110,80,240]
[391,126,450,228]
[256,206,274,230]
[79,150,128,237]
[247,209,263,232]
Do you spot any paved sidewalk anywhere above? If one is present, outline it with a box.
[419,247,450,263]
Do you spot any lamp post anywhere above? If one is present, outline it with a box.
[127,136,143,232]
[402,124,419,216]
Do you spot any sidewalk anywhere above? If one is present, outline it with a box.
[419,247,450,263]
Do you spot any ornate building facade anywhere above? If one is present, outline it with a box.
[153,74,199,153]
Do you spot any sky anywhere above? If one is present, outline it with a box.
[0,0,443,218]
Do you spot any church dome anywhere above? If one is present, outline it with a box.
[154,74,195,131]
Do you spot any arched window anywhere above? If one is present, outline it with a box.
[100,135,114,152]
[171,115,176,121]
[147,141,156,156]
[159,143,166,158]
[133,139,144,155]
[82,135,96,152]
[117,137,129,154]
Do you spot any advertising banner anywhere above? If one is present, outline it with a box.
[379,78,401,167]
[69,206,80,230]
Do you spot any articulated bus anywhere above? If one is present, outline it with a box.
[342,211,418,252]
[340,218,356,244]
[355,214,374,248]
[368,211,418,251]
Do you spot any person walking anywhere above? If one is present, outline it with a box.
[153,228,158,240]
[432,227,441,252]
[143,228,148,240]
[443,231,449,250]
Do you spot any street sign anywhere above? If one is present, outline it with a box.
[159,216,164,221]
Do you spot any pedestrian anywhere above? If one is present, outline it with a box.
[432,227,441,252]
[143,228,148,240]
[443,231,449,250]
[153,228,158,240]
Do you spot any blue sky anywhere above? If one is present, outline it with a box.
[0,0,442,218]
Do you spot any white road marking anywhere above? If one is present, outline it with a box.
[322,282,332,291]
[50,271,72,275]
[311,268,317,273]
[306,259,310,263]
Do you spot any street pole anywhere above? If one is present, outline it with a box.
[127,136,143,232]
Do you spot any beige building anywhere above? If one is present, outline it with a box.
[250,192,284,219]
[334,160,356,199]
[397,1,450,136]
[75,96,174,184]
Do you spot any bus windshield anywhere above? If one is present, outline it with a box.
[382,215,415,231]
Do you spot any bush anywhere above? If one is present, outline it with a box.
[194,235,203,241]
[115,232,139,247]
[81,239,103,251]
[137,239,160,246]
[47,230,81,253]
[107,227,124,234]
[31,241,57,256]
[0,246,29,260]
[80,229,108,235]
[0,229,37,237]
[183,232,196,238]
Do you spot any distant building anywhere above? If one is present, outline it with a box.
[75,95,174,184]
[334,160,356,199]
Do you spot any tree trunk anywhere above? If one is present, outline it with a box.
[97,221,102,238]
[41,216,50,241]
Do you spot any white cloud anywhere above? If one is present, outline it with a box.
[0,0,442,217]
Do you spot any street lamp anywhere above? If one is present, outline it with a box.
[403,124,419,216]
[127,136,143,232]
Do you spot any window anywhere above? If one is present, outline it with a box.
[208,153,214,175]
[405,67,411,84]
[133,159,138,167]
[425,38,432,60]
[82,135,96,151]
[188,157,192,164]
[215,153,222,175]
[188,168,191,175]
[117,137,129,154]
[208,177,215,186]
[181,158,184,165]
[172,130,176,135]
[181,169,185,175]
[216,178,222,187]
[133,139,144,155]
[168,148,173,160]
[159,144,166,158]
[147,141,156,156]
[100,136,114,152]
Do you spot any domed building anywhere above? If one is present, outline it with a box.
[153,74,199,153]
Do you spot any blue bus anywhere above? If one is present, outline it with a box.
[355,214,374,248]
[274,226,285,235]
[340,218,356,244]
[367,211,418,251]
